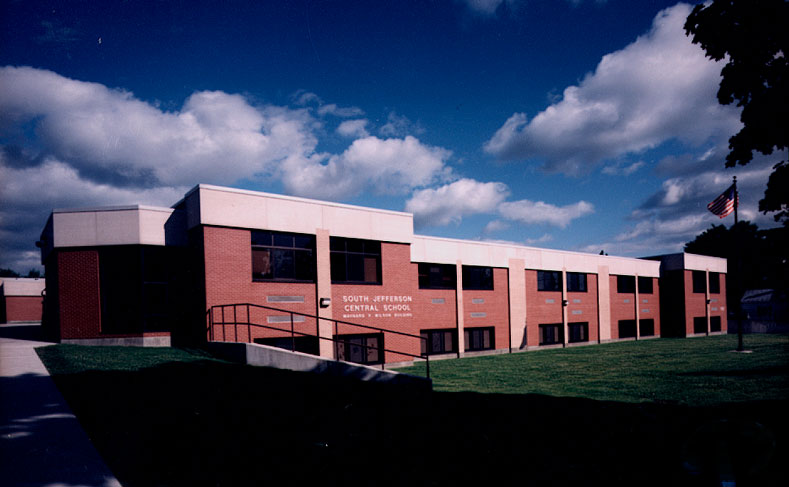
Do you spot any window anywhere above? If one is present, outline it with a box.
[420,329,457,355]
[537,271,562,292]
[617,275,635,294]
[639,319,655,337]
[539,323,563,345]
[637,276,653,294]
[693,316,707,334]
[709,272,720,294]
[618,319,636,338]
[568,322,588,343]
[330,237,381,285]
[464,327,494,351]
[710,316,721,332]
[252,230,315,282]
[566,272,587,293]
[418,263,456,290]
[334,333,383,364]
[692,270,706,294]
[462,266,494,290]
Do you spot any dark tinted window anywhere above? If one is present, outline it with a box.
[709,272,720,294]
[566,272,587,292]
[462,266,494,290]
[637,276,653,294]
[617,275,635,294]
[252,230,315,282]
[537,271,562,292]
[330,237,381,284]
[539,323,562,345]
[418,263,456,289]
[692,271,706,294]
[568,322,588,343]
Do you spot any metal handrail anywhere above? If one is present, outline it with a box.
[206,303,429,378]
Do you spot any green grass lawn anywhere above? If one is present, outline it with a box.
[34,336,789,486]
[396,334,789,406]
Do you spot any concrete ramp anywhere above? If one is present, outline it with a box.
[206,341,431,389]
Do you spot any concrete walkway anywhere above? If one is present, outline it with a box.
[0,324,121,487]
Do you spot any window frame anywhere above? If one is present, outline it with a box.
[618,319,637,338]
[418,263,457,290]
[251,230,316,283]
[617,275,635,294]
[693,316,707,334]
[537,270,562,292]
[639,318,655,337]
[464,326,495,351]
[637,276,653,294]
[462,266,494,291]
[330,237,382,285]
[420,328,458,356]
[692,270,707,294]
[334,333,384,365]
[709,272,721,294]
[539,323,563,345]
[568,321,589,343]
[566,272,587,293]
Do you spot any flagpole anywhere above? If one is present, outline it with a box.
[732,175,745,352]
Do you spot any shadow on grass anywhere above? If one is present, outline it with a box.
[678,365,789,377]
[37,349,788,487]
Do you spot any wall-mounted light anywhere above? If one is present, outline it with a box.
[562,299,569,307]
[319,297,331,308]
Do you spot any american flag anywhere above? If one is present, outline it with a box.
[707,184,737,218]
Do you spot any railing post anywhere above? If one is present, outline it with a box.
[234,305,238,342]
[247,304,251,343]
[221,306,226,342]
[290,312,296,352]
[425,355,430,379]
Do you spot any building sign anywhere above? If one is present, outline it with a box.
[340,295,413,319]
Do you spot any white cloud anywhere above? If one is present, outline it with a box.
[378,112,424,138]
[602,161,644,176]
[406,179,510,228]
[525,233,553,245]
[498,199,594,228]
[483,219,510,234]
[459,0,521,15]
[336,119,370,138]
[484,3,741,175]
[589,147,785,257]
[0,66,319,186]
[281,135,453,199]
[0,66,458,270]
[291,90,364,118]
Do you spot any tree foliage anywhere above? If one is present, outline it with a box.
[685,0,789,221]
[685,221,789,308]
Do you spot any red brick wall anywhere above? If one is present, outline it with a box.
[463,267,510,352]
[610,275,636,340]
[638,277,661,336]
[202,226,318,343]
[711,274,727,330]
[58,250,102,340]
[332,243,420,363]
[525,269,562,346]
[567,273,599,343]
[525,270,599,346]
[684,270,707,335]
[2,296,43,322]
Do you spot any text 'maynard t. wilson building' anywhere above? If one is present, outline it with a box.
[38,184,728,365]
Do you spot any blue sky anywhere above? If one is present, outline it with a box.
[0,0,784,272]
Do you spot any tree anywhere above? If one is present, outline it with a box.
[0,268,20,278]
[685,221,789,309]
[685,0,789,221]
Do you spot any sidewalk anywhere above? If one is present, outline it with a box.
[0,323,122,487]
